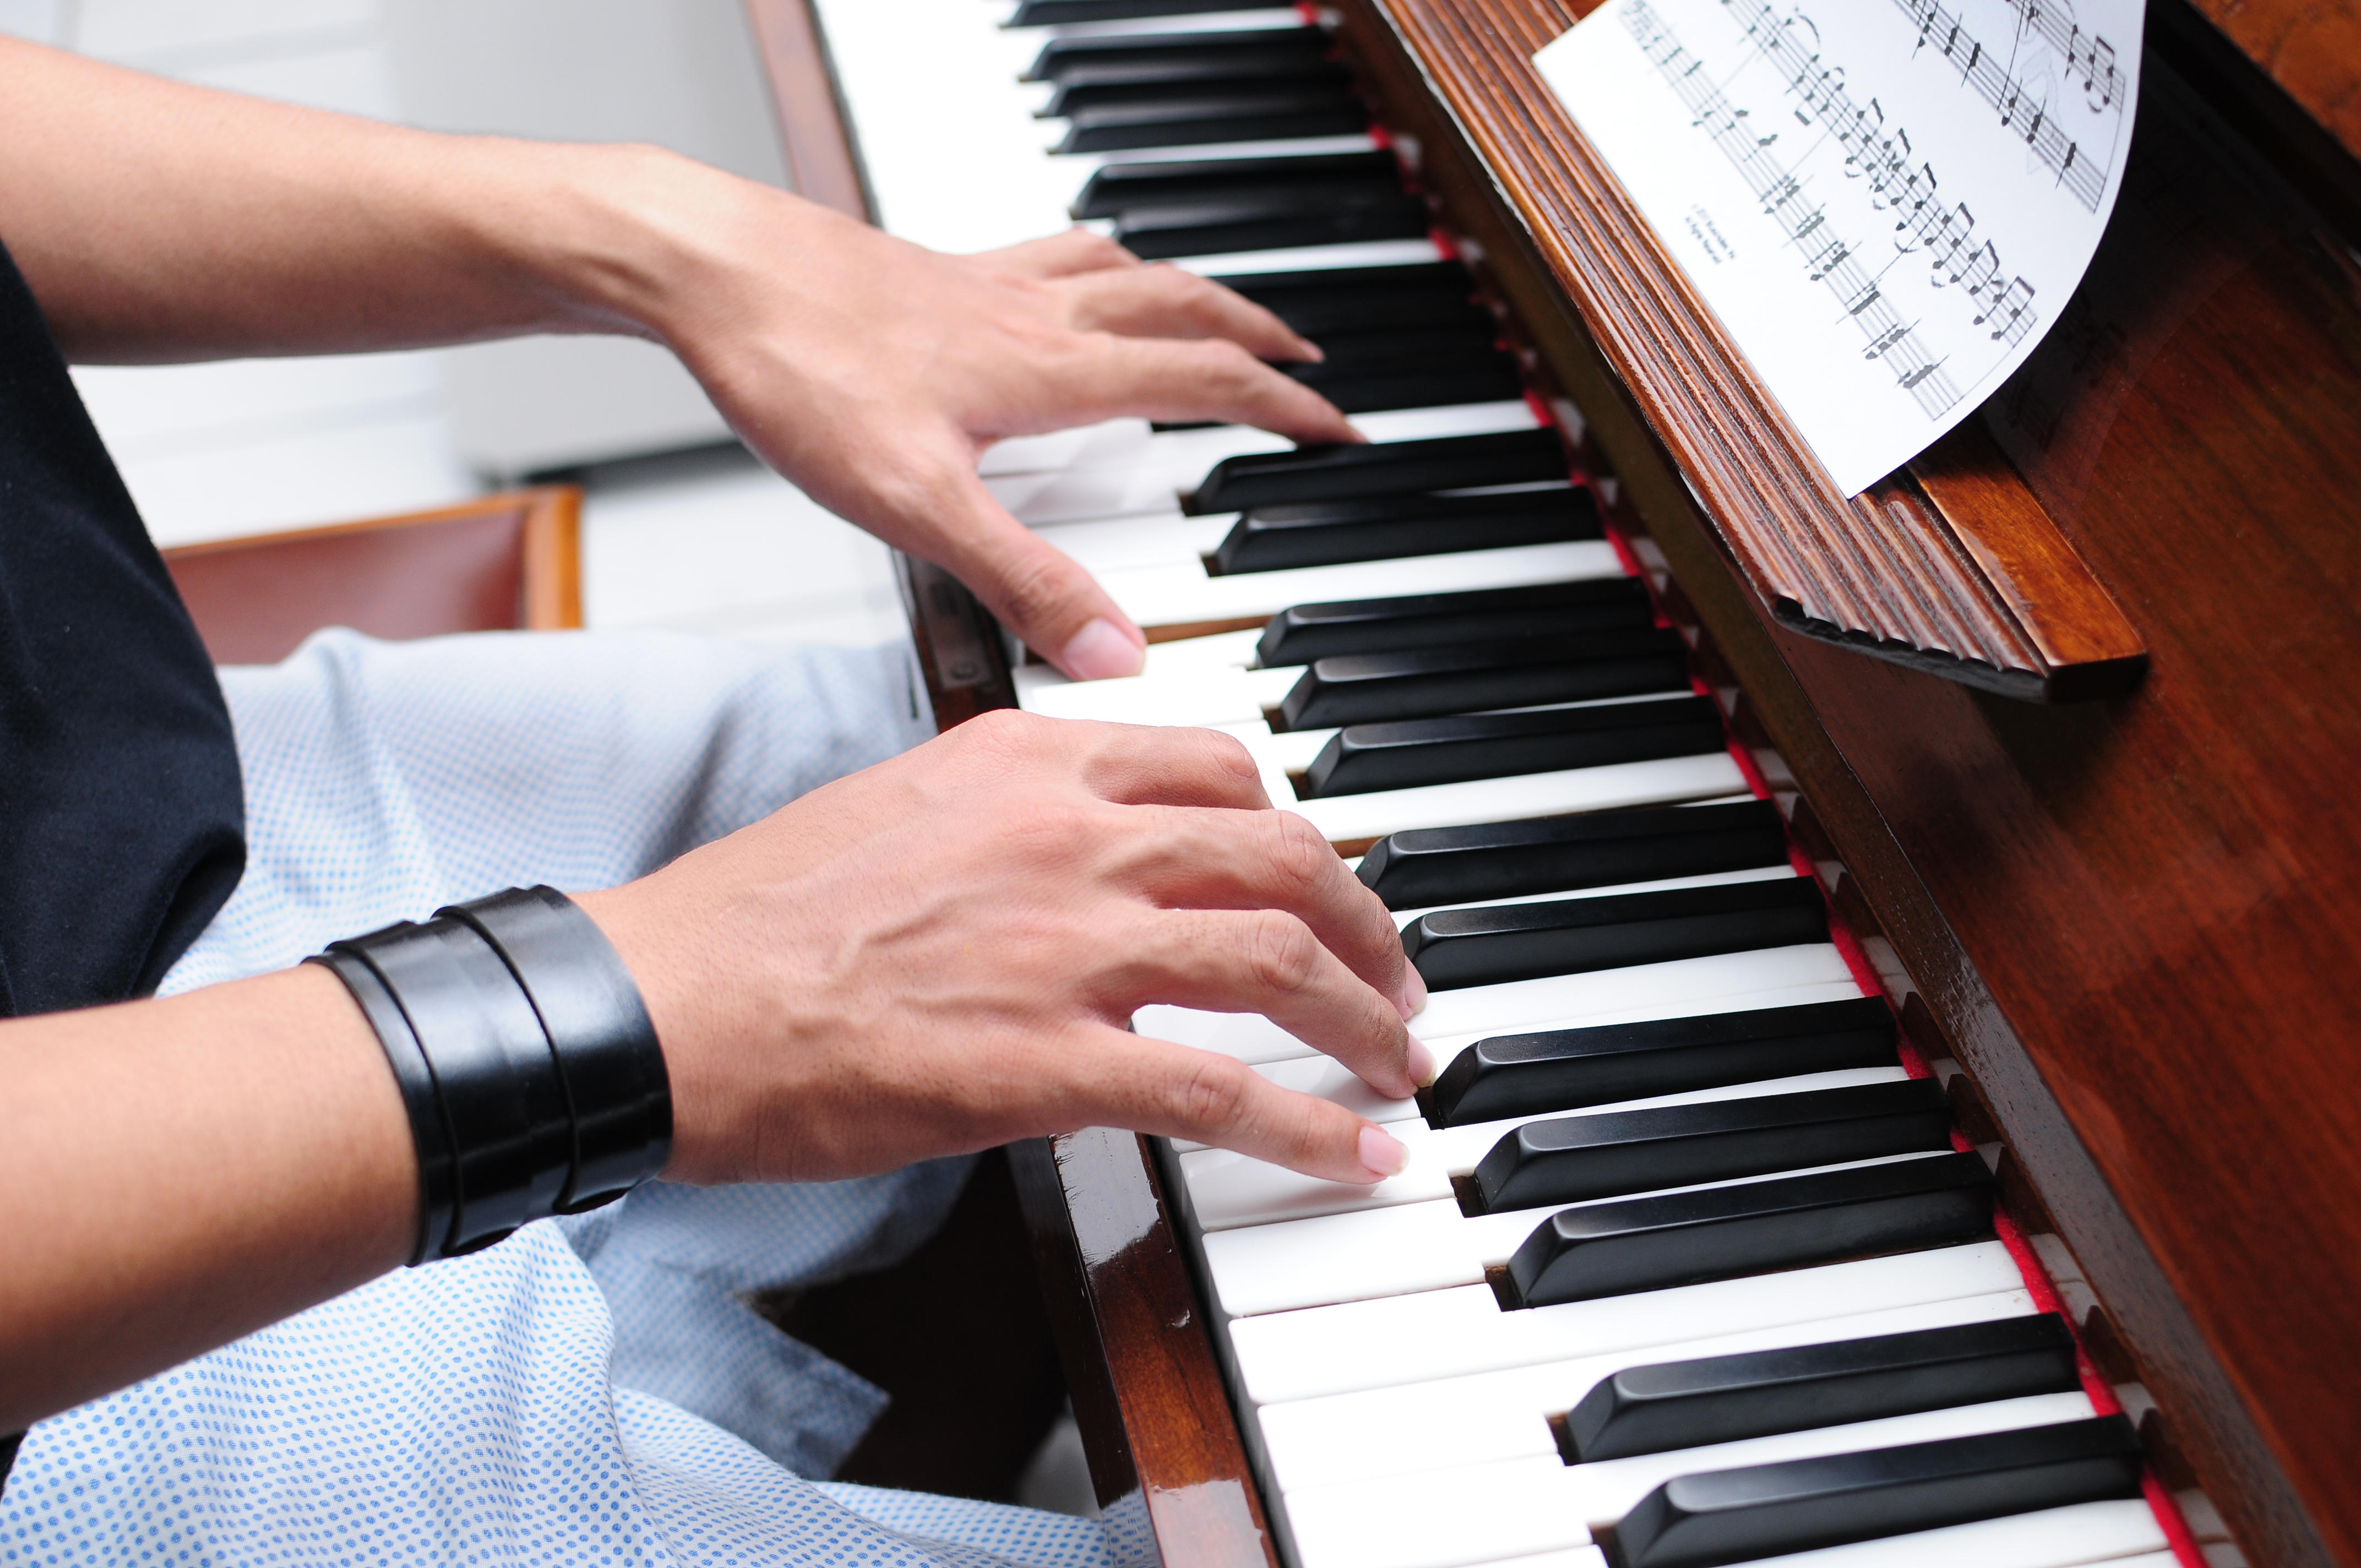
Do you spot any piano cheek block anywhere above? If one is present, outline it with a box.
[1503,1151,1995,1308]
[1612,1415,2146,1568]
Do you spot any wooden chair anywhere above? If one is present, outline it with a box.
[161,487,583,665]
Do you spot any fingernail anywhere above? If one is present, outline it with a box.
[1296,336,1326,362]
[1405,1035,1438,1088]
[1359,1125,1410,1180]
[1401,962,1428,1016]
[1059,617,1145,680]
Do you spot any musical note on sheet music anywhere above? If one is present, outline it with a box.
[1535,0,2140,496]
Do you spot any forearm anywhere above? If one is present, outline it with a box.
[0,966,414,1433]
[0,34,730,363]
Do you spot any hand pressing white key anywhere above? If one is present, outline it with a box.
[580,711,1433,1188]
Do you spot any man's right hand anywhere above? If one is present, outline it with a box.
[576,711,1431,1190]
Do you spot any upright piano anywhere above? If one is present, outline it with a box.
[743,3,2361,1565]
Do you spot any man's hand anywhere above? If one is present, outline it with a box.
[578,711,1431,1188]
[646,197,1359,680]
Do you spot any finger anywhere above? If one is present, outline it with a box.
[1081,334,1361,446]
[1068,1025,1408,1183]
[1062,724,1272,812]
[1113,906,1421,1099]
[1121,804,1421,1025]
[962,227,1141,280]
[1058,264,1324,362]
[874,462,1149,680]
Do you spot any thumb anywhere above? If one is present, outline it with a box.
[939,474,1148,680]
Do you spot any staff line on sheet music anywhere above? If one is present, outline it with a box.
[1629,0,2055,420]
[1889,0,2119,210]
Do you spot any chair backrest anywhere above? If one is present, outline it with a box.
[161,487,582,666]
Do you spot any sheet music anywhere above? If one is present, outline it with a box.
[1536,0,2141,495]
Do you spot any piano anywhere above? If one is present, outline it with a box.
[741,3,2361,1566]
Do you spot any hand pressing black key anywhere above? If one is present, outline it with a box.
[1356,799,1788,907]
[1276,629,1688,730]
[1068,151,1401,219]
[1214,487,1596,577]
[1259,578,1656,666]
[1561,1313,2081,1462]
[1612,1416,2144,1568]
[1054,80,1367,154]
[1026,27,1334,88]
[1504,1150,1995,1307]
[1299,695,1726,797]
[1400,877,1827,992]
[1426,998,1900,1128]
[1183,428,1567,513]
[1470,1079,1953,1214]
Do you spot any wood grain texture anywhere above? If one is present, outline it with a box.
[741,0,871,218]
[1336,3,2361,1562]
[163,487,581,666]
[1009,1131,1277,1568]
[2182,0,2361,162]
[1351,0,2145,700]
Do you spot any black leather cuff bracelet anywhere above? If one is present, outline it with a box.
[309,886,671,1264]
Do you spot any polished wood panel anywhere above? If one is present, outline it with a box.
[742,0,872,219]
[2184,0,2361,162]
[1342,1,2361,1562]
[1010,1130,1279,1568]
[162,487,581,666]
[1350,0,2145,700]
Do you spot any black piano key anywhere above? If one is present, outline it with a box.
[1223,263,1486,335]
[1425,998,1900,1128]
[1010,0,1268,24]
[1055,85,1368,155]
[1614,1416,2144,1568]
[1183,428,1566,513]
[1355,798,1787,907]
[1026,27,1332,86]
[1280,353,1525,414]
[1503,1150,1995,1308]
[1400,877,1827,992]
[1116,192,1430,260]
[1048,60,1359,117]
[1562,1313,2082,1463]
[1299,696,1726,797]
[1068,150,1400,219]
[1258,578,1656,666]
[1471,1079,1954,1214]
[1276,629,1688,729]
[1214,488,1593,577]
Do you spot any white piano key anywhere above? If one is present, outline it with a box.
[1179,1064,1913,1228]
[1279,1394,2098,1568]
[1138,627,1267,673]
[1014,662,1300,725]
[988,401,1545,526]
[1181,238,1450,276]
[1228,1240,2026,1404]
[1458,1553,1607,1568]
[980,418,1160,477]
[1706,1499,2168,1568]
[1030,512,1239,572]
[1390,864,1803,927]
[1135,944,1862,1067]
[1287,750,1751,845]
[1021,8,1307,39]
[1256,1288,2041,1491]
[1099,541,1624,629]
[1204,1148,1960,1317]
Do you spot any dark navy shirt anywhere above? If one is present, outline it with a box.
[0,235,244,1018]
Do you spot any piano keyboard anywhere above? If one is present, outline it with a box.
[813,5,2184,1566]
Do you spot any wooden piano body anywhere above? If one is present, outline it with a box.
[746,3,2361,1564]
